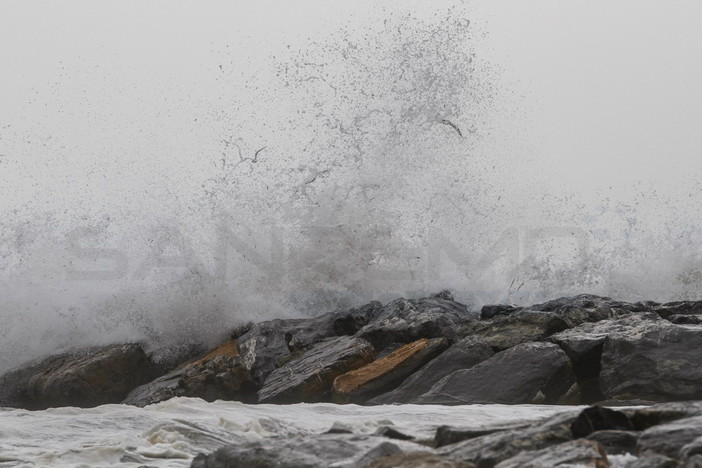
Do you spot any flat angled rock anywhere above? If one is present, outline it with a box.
[654,301,702,319]
[527,294,652,327]
[356,293,476,351]
[494,439,609,468]
[412,342,575,405]
[368,336,494,404]
[332,338,449,404]
[257,336,375,404]
[637,415,702,459]
[600,322,702,401]
[438,410,579,466]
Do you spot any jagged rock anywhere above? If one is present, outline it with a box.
[0,343,151,409]
[356,294,476,351]
[368,452,475,468]
[654,301,702,319]
[238,303,382,385]
[438,410,578,466]
[373,426,415,441]
[257,336,375,404]
[585,430,640,455]
[494,439,609,468]
[288,301,383,351]
[600,322,702,401]
[480,304,522,320]
[412,342,575,405]
[459,311,568,351]
[527,294,652,326]
[189,433,424,468]
[123,342,255,406]
[549,313,662,402]
[637,415,702,459]
[571,406,633,438]
[368,336,494,404]
[332,338,449,404]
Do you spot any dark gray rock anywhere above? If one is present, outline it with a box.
[438,410,578,466]
[368,336,494,404]
[480,304,522,320]
[670,315,702,325]
[356,294,477,351]
[0,343,151,409]
[685,455,702,468]
[637,415,702,459]
[459,311,568,351]
[123,355,256,406]
[434,423,530,448]
[412,342,575,405]
[654,301,702,319]
[570,406,633,438]
[600,322,702,401]
[549,313,662,402]
[680,436,702,459]
[257,336,375,404]
[493,439,608,468]
[585,430,640,455]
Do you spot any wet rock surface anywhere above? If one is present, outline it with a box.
[0,343,151,409]
[412,342,575,405]
[258,335,375,403]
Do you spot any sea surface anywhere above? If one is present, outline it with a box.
[0,400,577,467]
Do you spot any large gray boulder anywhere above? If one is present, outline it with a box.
[368,336,494,405]
[412,342,575,405]
[0,343,151,409]
[237,302,382,385]
[548,313,663,402]
[356,292,477,352]
[123,354,256,407]
[637,415,702,459]
[257,336,375,404]
[600,322,702,401]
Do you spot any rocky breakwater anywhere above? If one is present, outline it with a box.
[2,292,702,465]
[2,292,702,408]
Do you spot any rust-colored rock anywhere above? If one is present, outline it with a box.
[332,338,448,404]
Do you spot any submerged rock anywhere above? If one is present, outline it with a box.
[257,336,375,404]
[0,343,151,409]
[368,336,494,405]
[332,338,449,404]
[412,342,575,405]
